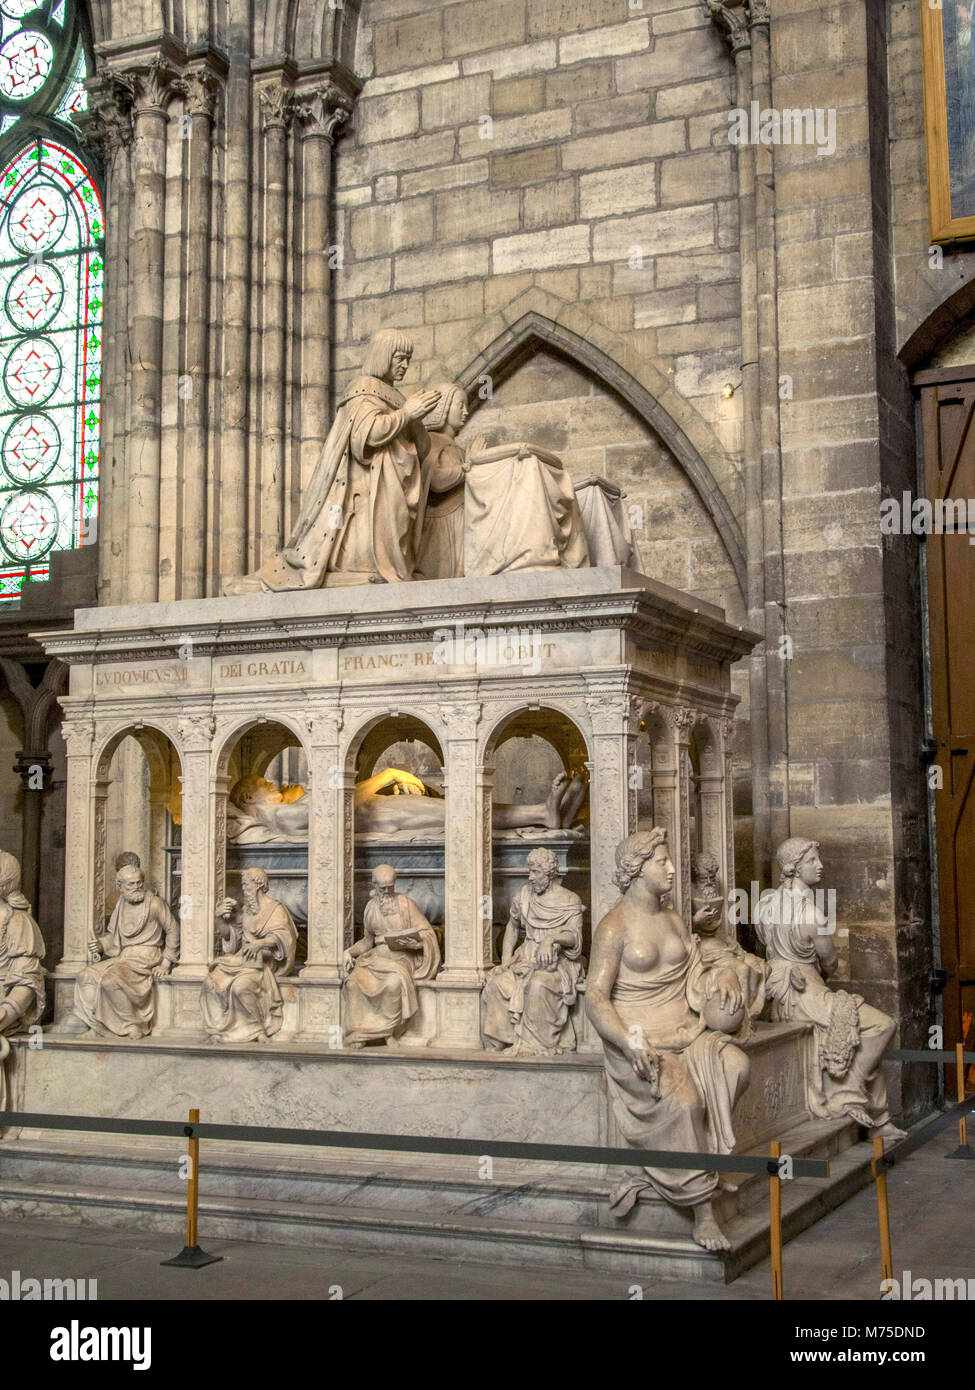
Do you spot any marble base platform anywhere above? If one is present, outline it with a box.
[0,1023,880,1282]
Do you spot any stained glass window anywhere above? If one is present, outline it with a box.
[0,0,98,602]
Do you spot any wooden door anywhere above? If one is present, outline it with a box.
[918,365,975,1046]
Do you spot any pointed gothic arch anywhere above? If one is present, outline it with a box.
[429,304,746,600]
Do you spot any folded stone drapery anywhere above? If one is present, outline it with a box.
[463,442,590,576]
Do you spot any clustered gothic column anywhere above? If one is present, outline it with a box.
[181,68,221,599]
[80,80,133,608]
[295,84,352,497]
[82,45,358,601]
[707,0,783,886]
[258,80,293,561]
[119,61,184,605]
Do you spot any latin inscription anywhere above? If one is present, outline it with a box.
[95,665,187,688]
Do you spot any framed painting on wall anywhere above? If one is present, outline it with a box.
[922,0,975,242]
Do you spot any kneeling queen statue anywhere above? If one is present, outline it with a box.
[586,829,750,1252]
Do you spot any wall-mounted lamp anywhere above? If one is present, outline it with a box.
[721,382,736,399]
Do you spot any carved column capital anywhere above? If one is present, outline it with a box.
[704,0,758,54]
[717,715,737,761]
[114,59,186,118]
[185,68,222,122]
[301,708,343,743]
[259,80,296,132]
[178,713,215,752]
[585,691,642,736]
[439,701,481,740]
[60,719,95,758]
[79,73,134,159]
[665,704,698,743]
[295,82,353,144]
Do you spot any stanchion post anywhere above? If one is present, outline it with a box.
[871,1137,893,1285]
[161,1108,223,1269]
[769,1140,783,1301]
[947,1041,975,1159]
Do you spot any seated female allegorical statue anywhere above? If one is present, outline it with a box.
[586,829,751,1252]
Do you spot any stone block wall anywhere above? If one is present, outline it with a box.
[334,0,744,526]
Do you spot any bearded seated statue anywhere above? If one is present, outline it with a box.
[226,768,588,843]
[481,847,586,1055]
[201,868,298,1044]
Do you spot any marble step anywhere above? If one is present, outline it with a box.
[1,1113,856,1235]
[0,1119,878,1283]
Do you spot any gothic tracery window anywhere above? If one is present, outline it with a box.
[0,0,99,601]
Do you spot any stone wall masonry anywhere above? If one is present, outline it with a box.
[338,0,743,535]
[764,0,932,1113]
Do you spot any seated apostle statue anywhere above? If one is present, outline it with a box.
[756,838,905,1139]
[341,864,441,1047]
[201,868,298,1044]
[0,850,46,1104]
[63,862,179,1039]
[481,847,586,1055]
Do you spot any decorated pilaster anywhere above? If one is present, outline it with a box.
[56,714,96,998]
[439,699,484,984]
[435,699,484,1046]
[585,688,640,928]
[719,716,739,942]
[665,705,697,924]
[300,707,345,1032]
[173,713,216,979]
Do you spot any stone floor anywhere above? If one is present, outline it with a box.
[0,1122,970,1300]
